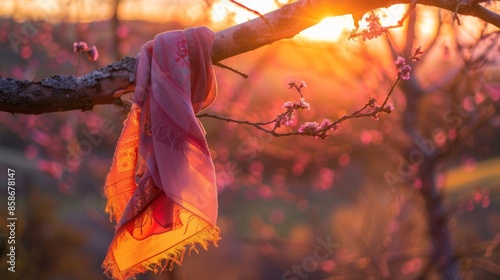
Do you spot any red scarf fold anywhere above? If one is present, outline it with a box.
[102,26,219,280]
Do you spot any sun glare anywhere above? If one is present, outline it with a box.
[211,0,280,24]
[211,2,408,42]
[298,16,355,42]
[0,2,14,18]
[211,2,230,23]
[2,0,411,42]
[377,4,407,26]
[210,0,354,41]
[418,9,438,36]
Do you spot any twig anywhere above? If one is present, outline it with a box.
[453,0,497,26]
[398,0,418,25]
[198,79,397,140]
[349,4,417,41]
[214,62,249,78]
[75,53,82,77]
[199,49,423,141]
[229,0,273,29]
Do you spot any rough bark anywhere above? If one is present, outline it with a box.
[0,0,499,114]
[0,57,135,114]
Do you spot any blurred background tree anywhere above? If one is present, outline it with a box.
[0,1,499,279]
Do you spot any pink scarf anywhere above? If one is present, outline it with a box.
[102,27,219,280]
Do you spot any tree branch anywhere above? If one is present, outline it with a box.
[0,57,136,114]
[1,0,499,115]
[418,0,500,27]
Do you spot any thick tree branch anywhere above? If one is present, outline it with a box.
[0,57,136,114]
[1,0,499,115]
[418,0,500,26]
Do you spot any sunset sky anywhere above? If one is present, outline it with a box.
[0,0,411,42]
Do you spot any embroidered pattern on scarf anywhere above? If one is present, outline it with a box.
[102,26,219,280]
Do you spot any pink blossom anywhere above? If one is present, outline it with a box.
[349,14,388,41]
[399,65,412,80]
[395,56,412,80]
[73,41,98,61]
[317,118,338,137]
[86,45,99,61]
[362,14,384,40]
[73,41,88,53]
[282,101,293,110]
[367,14,381,31]
[296,98,310,110]
[280,113,295,126]
[300,80,307,88]
[384,103,395,113]
[319,118,332,129]
[282,98,310,110]
[395,56,405,66]
[371,114,380,121]
[298,122,319,133]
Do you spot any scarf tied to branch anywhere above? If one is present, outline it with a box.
[102,27,219,280]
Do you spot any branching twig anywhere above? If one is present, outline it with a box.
[452,0,499,25]
[214,62,249,78]
[199,49,423,140]
[197,47,423,140]
[229,0,273,29]
[2,0,499,115]
[398,0,418,25]
[349,4,417,41]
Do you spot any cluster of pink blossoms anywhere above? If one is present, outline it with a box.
[363,14,385,40]
[384,103,395,113]
[274,48,423,137]
[288,80,307,91]
[282,98,310,110]
[280,98,310,126]
[371,102,395,121]
[73,41,99,61]
[349,14,387,41]
[298,118,338,135]
[280,81,311,126]
[395,56,412,80]
[279,81,343,138]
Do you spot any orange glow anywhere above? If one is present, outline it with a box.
[418,11,438,36]
[377,4,407,26]
[210,0,279,24]
[0,1,421,42]
[211,2,231,23]
[211,0,355,42]
[298,16,354,42]
[211,1,408,42]
[0,0,113,22]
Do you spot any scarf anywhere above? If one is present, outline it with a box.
[102,26,219,280]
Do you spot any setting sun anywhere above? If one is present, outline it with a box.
[1,1,499,280]
[210,0,355,41]
[298,16,355,42]
[0,0,410,42]
[209,1,409,42]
